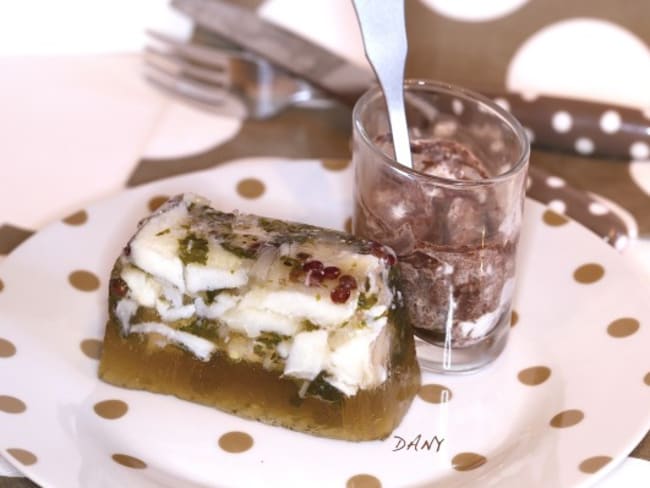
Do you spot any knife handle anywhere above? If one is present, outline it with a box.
[483,92,650,161]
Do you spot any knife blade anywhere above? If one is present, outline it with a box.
[171,0,374,106]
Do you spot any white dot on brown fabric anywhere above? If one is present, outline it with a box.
[546,176,565,188]
[630,141,650,161]
[548,200,566,214]
[451,99,464,115]
[493,97,510,111]
[599,110,622,134]
[588,202,609,215]
[574,137,595,155]
[551,111,573,133]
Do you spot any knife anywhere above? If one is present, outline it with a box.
[170,0,374,107]
[170,0,634,249]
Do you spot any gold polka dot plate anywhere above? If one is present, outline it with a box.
[0,158,649,488]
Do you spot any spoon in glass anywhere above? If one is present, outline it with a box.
[352,0,413,169]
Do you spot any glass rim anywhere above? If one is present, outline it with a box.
[353,78,531,188]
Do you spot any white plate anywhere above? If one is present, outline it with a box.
[1,157,649,488]
[594,458,650,487]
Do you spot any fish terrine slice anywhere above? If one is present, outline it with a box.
[99,193,420,441]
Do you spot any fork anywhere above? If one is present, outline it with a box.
[143,30,329,119]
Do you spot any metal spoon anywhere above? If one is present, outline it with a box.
[352,0,413,169]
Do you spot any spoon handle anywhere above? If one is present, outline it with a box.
[353,0,413,168]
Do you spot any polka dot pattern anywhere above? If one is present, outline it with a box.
[518,366,551,386]
[452,452,487,471]
[422,0,530,22]
[6,448,37,466]
[148,195,170,212]
[321,158,350,171]
[236,178,265,199]
[644,372,650,386]
[218,431,253,453]
[574,137,594,155]
[630,141,650,161]
[0,338,16,357]
[112,453,147,469]
[68,270,100,292]
[579,455,611,474]
[94,399,128,419]
[573,263,604,284]
[510,310,519,327]
[546,176,565,188]
[599,110,621,134]
[548,199,566,214]
[550,409,584,428]
[0,278,4,292]
[542,209,568,226]
[62,210,88,226]
[0,153,648,486]
[80,338,103,360]
[606,318,640,338]
[0,395,26,414]
[346,474,382,488]
[418,384,453,403]
[493,97,510,111]
[451,99,463,115]
[551,111,572,133]
[588,202,609,216]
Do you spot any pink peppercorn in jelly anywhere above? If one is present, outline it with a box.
[109,277,128,298]
[323,266,341,279]
[338,274,358,290]
[330,285,351,304]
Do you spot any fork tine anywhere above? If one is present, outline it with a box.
[144,61,240,109]
[144,46,230,87]
[143,30,326,119]
[146,29,257,70]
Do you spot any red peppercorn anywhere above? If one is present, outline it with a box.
[370,242,396,266]
[323,266,341,279]
[338,275,358,290]
[109,278,128,298]
[306,269,325,286]
[330,285,351,303]
[302,260,324,272]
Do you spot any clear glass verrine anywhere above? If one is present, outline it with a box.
[352,79,530,373]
